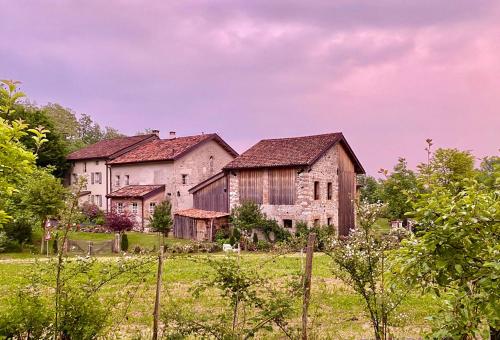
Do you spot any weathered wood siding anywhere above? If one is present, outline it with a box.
[193,175,228,212]
[238,170,263,204]
[337,143,356,236]
[268,168,296,205]
[173,215,196,239]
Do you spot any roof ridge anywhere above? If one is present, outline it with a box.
[259,132,342,142]
[157,133,215,141]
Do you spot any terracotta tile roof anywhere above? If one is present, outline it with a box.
[106,185,165,198]
[224,132,365,173]
[108,133,238,165]
[67,134,158,160]
[175,208,229,219]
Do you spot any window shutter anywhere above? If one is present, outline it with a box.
[91,173,95,184]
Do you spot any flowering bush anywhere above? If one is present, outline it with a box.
[328,202,409,340]
[80,202,104,224]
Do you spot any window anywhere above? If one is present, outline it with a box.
[115,175,120,186]
[96,195,102,207]
[84,162,87,172]
[90,195,95,204]
[327,217,332,226]
[314,181,320,200]
[327,182,332,200]
[209,156,214,174]
[91,172,95,184]
[149,202,156,214]
[97,172,102,184]
[283,219,293,228]
[117,203,123,213]
[95,160,99,165]
[125,175,129,185]
[182,174,188,185]
[314,219,320,227]
[132,202,138,214]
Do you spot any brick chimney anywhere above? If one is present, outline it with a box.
[151,129,160,137]
[169,131,176,138]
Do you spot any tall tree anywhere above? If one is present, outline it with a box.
[379,158,417,221]
[4,104,69,177]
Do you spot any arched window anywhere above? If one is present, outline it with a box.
[209,156,214,174]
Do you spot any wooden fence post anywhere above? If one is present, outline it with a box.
[302,233,316,340]
[152,245,164,340]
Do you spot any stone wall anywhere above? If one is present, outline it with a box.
[229,145,344,233]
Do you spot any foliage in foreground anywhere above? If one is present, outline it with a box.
[0,256,155,339]
[395,177,500,338]
[328,202,410,340]
[162,255,301,339]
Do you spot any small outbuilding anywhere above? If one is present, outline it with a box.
[174,208,230,241]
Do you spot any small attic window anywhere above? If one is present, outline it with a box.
[182,174,188,185]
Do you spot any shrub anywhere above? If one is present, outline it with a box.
[149,200,173,236]
[256,240,271,252]
[3,217,33,249]
[120,233,129,252]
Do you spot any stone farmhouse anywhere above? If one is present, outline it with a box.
[105,132,238,229]
[67,132,159,210]
[188,133,365,236]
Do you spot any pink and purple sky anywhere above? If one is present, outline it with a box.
[2,1,499,175]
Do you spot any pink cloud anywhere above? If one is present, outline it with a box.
[1,1,499,174]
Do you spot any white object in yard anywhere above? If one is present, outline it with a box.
[223,244,239,253]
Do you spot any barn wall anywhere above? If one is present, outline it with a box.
[193,175,229,212]
[238,170,264,204]
[336,143,357,236]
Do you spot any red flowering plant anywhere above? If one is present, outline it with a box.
[105,208,135,233]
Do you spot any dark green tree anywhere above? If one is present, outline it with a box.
[358,175,384,204]
[379,158,417,221]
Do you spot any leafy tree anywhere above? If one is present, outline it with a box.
[418,148,475,189]
[358,175,384,204]
[149,200,173,244]
[329,202,410,340]
[15,168,67,227]
[0,80,44,226]
[476,155,499,189]
[379,158,417,221]
[4,104,69,177]
[77,113,124,145]
[394,177,499,339]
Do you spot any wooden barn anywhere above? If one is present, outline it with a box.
[189,132,365,236]
[173,209,229,241]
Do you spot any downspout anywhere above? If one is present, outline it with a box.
[106,163,110,212]
[141,198,145,231]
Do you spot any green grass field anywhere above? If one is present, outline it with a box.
[0,249,438,339]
